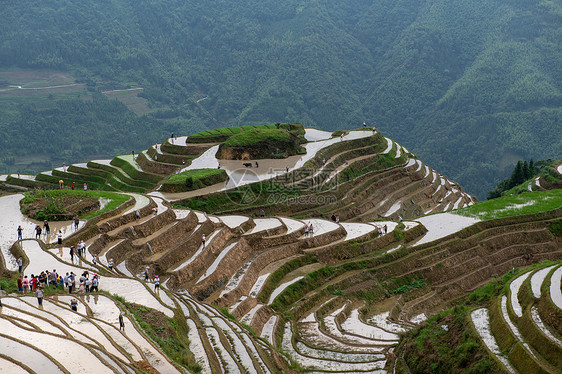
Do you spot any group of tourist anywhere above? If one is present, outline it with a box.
[69,240,88,262]
[17,269,100,299]
[17,223,58,242]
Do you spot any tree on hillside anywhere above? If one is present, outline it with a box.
[487,158,546,199]
[510,161,525,187]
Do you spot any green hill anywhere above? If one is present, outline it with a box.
[0,0,561,199]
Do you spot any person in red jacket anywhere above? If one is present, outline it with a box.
[17,277,23,292]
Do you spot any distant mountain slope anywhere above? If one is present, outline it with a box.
[1,0,560,198]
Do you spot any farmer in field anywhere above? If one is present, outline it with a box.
[59,179,64,189]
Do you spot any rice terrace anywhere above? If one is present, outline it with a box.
[0,123,560,373]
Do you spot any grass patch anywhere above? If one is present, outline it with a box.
[0,277,18,293]
[21,189,129,220]
[403,306,502,373]
[161,168,227,192]
[387,278,426,294]
[222,128,291,147]
[257,255,317,303]
[455,190,562,221]
[123,301,201,373]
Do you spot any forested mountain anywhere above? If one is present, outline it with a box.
[1,0,561,199]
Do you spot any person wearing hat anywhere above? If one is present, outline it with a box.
[154,275,160,292]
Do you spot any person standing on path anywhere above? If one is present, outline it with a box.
[17,276,23,292]
[43,220,50,237]
[17,257,23,273]
[119,313,125,331]
[91,275,99,292]
[108,259,114,271]
[17,226,23,241]
[144,267,150,281]
[69,246,74,263]
[70,298,78,311]
[36,286,44,306]
[35,225,42,239]
[83,183,88,191]
[22,276,29,293]
[154,275,160,292]
[57,231,63,249]
[74,215,79,230]
[202,234,206,248]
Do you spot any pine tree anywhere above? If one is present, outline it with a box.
[509,161,524,188]
[523,160,530,180]
[529,159,535,176]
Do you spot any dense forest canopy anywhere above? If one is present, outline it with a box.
[0,0,560,199]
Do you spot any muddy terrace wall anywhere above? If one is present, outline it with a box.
[147,146,192,165]
[167,223,233,289]
[136,152,180,175]
[160,141,211,156]
[61,195,137,247]
[216,242,302,307]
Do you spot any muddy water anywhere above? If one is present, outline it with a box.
[48,246,95,269]
[0,317,115,373]
[0,356,31,374]
[186,318,212,373]
[100,278,174,318]
[0,305,66,335]
[40,299,128,361]
[0,194,85,271]
[20,240,87,276]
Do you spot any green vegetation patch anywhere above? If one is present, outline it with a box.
[454,190,562,221]
[218,125,306,159]
[223,128,290,147]
[161,168,227,192]
[123,301,201,372]
[257,255,318,303]
[20,189,129,220]
[402,306,502,374]
[399,267,530,373]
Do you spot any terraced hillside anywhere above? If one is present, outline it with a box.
[1,126,474,223]
[0,131,559,373]
[1,138,213,194]
[172,130,474,222]
[3,186,557,372]
[466,262,562,373]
